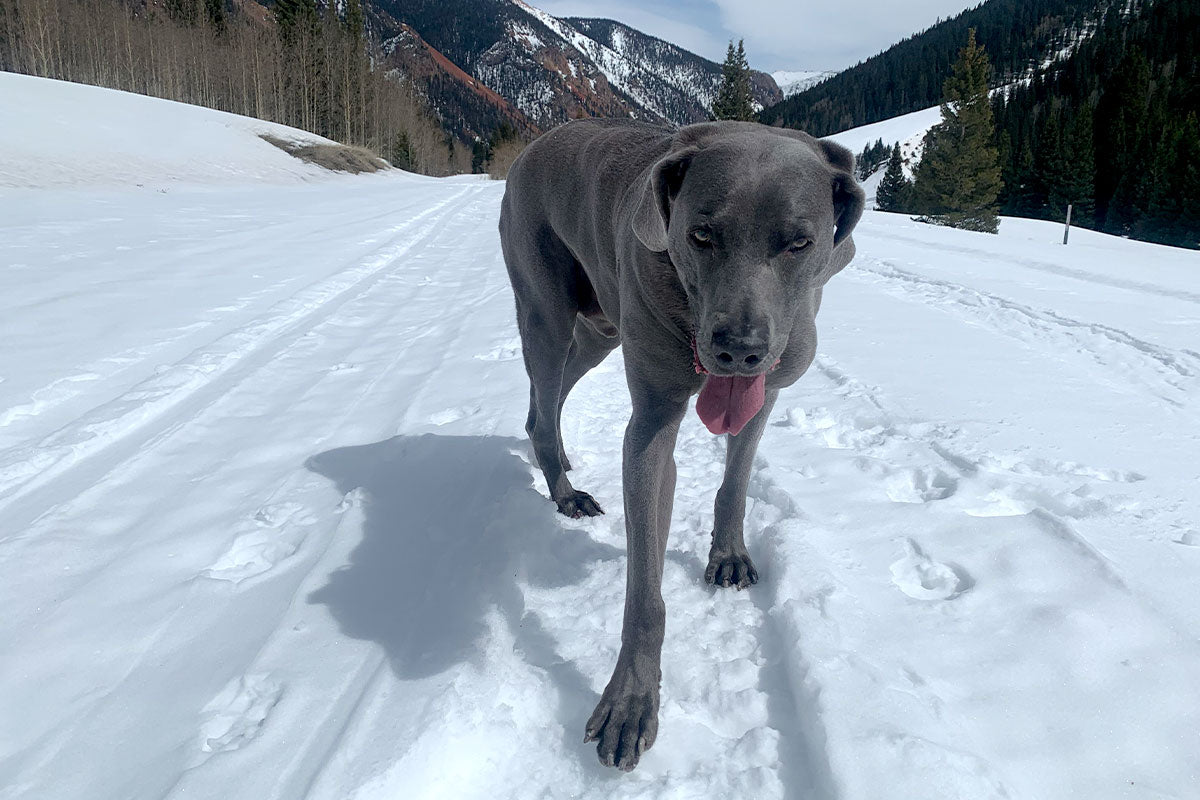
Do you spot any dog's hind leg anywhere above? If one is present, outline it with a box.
[511,262,605,519]
[706,388,780,588]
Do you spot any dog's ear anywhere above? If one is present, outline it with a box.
[818,140,865,246]
[816,139,855,174]
[831,171,865,245]
[632,145,698,252]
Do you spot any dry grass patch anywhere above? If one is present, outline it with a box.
[260,135,390,174]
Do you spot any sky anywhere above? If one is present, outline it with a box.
[534,0,981,72]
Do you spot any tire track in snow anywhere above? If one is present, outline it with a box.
[0,192,503,790]
[1,187,514,800]
[847,258,1200,405]
[0,201,441,444]
[5,189,505,620]
[156,191,523,798]
[0,185,481,533]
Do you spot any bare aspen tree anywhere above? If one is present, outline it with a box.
[0,0,460,174]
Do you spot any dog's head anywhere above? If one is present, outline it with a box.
[632,123,863,376]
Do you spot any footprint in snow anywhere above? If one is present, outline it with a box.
[890,539,971,601]
[474,338,522,362]
[963,483,1124,519]
[427,404,481,426]
[885,467,958,504]
[979,453,1146,483]
[781,406,889,449]
[201,502,314,584]
[193,674,283,763]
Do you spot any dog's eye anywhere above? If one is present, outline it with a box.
[787,238,812,253]
[690,228,712,246]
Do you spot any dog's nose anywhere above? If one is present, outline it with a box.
[711,327,769,370]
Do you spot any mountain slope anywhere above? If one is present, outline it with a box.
[771,69,834,97]
[378,21,538,142]
[761,0,1110,136]
[565,16,783,120]
[364,0,780,132]
[4,73,1200,800]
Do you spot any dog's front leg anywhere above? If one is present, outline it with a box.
[707,388,779,588]
[585,384,687,771]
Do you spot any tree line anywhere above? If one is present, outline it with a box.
[0,0,471,175]
[855,0,1197,249]
[991,0,1199,247]
[760,0,1106,136]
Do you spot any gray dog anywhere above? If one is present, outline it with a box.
[499,118,863,771]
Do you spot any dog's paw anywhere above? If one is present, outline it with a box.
[556,490,603,518]
[584,683,659,771]
[705,547,759,589]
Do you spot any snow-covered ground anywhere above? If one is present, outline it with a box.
[3,74,1200,800]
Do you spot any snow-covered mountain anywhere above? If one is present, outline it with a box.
[770,69,834,96]
[5,74,1200,799]
[560,16,782,119]
[368,0,781,136]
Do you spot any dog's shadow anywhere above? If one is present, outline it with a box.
[306,434,621,772]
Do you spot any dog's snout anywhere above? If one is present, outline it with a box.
[711,327,769,370]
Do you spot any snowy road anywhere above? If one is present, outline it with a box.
[4,77,1200,800]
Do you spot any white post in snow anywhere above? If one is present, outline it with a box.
[1063,203,1073,245]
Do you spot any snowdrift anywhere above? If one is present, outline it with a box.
[0,71,353,188]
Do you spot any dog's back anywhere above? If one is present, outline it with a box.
[502,119,672,277]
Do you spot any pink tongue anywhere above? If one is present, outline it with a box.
[696,373,766,436]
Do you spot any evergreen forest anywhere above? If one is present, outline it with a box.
[992,0,1200,247]
[760,0,1108,135]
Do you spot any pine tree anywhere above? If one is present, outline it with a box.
[1094,48,1151,234]
[855,138,889,180]
[712,39,755,121]
[1172,112,1200,248]
[911,28,1003,233]
[1044,105,1095,223]
[204,0,225,34]
[342,0,364,39]
[390,131,416,172]
[876,143,911,212]
[275,0,320,45]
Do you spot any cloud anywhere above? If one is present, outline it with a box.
[710,0,978,70]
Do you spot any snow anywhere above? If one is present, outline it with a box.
[771,69,834,96]
[0,73,339,188]
[509,20,546,52]
[4,73,1200,799]
[824,105,941,158]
